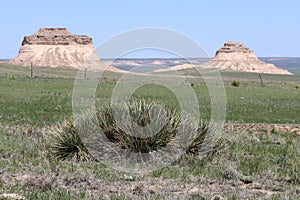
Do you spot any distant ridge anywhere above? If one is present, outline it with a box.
[0,59,11,62]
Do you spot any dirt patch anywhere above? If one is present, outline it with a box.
[1,123,299,136]
[225,123,300,135]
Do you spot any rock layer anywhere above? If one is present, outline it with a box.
[10,28,99,68]
[201,41,292,74]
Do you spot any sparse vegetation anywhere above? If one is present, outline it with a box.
[1,124,299,199]
[1,63,300,199]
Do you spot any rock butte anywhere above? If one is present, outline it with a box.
[9,28,123,72]
[201,41,292,74]
[155,41,293,75]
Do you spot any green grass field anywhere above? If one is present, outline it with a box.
[0,63,300,199]
[1,63,300,125]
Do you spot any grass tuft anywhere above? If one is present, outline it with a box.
[47,119,96,162]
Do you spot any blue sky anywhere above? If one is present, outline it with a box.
[0,0,299,58]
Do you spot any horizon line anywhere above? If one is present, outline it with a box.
[2,56,300,61]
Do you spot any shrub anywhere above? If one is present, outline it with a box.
[97,99,181,153]
[183,121,224,159]
[9,75,15,80]
[296,85,300,89]
[48,99,224,162]
[48,119,96,162]
[231,80,240,87]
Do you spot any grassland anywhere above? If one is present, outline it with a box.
[0,122,299,199]
[1,63,300,125]
[0,63,300,199]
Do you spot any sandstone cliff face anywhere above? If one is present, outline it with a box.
[214,41,257,61]
[10,28,99,68]
[21,28,93,46]
[201,41,292,75]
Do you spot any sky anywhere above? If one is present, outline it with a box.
[0,0,300,58]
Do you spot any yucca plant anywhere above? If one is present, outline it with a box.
[185,121,210,156]
[48,119,96,162]
[97,99,181,153]
[48,98,224,162]
[184,121,225,159]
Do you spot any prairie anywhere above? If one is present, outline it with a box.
[0,63,299,199]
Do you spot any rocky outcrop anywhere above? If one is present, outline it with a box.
[214,41,257,60]
[154,41,293,75]
[10,28,99,68]
[21,28,93,46]
[200,41,293,75]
